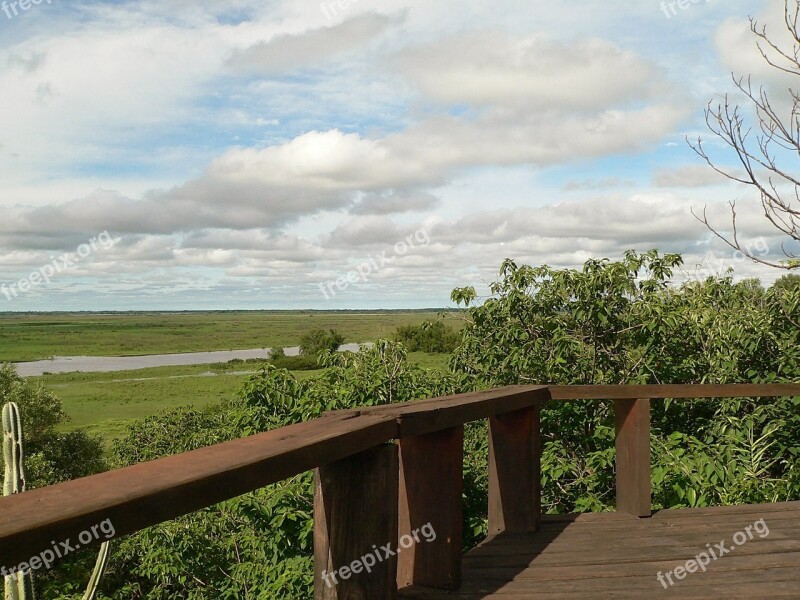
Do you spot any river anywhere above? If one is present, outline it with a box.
[13,343,367,377]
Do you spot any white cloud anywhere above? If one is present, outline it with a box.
[395,31,664,111]
[227,13,398,74]
[652,165,728,188]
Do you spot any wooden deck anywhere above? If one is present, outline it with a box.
[4,385,800,598]
[399,501,800,599]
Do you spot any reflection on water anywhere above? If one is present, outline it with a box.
[13,343,367,377]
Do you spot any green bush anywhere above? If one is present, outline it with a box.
[394,320,460,353]
[299,329,344,356]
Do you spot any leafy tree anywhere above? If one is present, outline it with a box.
[394,321,460,353]
[298,329,344,357]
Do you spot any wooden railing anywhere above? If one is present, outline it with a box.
[1,383,799,598]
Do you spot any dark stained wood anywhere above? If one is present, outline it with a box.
[549,383,800,400]
[0,411,398,569]
[615,398,651,517]
[398,501,800,599]
[362,386,549,437]
[314,444,399,600]
[3,383,800,597]
[398,427,464,591]
[487,406,540,535]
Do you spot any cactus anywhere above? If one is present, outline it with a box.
[3,402,34,600]
[2,403,110,600]
[81,541,109,600]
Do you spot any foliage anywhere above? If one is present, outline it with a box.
[394,321,460,353]
[101,342,469,599]
[1,391,110,600]
[0,365,105,489]
[298,329,344,357]
[451,252,800,513]
[34,251,800,597]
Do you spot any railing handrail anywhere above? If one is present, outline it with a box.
[1,383,798,571]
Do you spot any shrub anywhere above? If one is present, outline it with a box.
[299,329,344,356]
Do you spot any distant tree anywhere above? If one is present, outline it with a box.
[299,329,344,357]
[394,321,460,353]
[690,0,800,268]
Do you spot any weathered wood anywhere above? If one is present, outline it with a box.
[549,383,800,400]
[488,406,540,534]
[0,411,398,568]
[615,398,651,517]
[397,427,464,591]
[397,501,800,599]
[3,382,800,595]
[314,444,399,600]
[362,386,548,438]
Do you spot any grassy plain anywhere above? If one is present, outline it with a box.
[0,310,451,362]
[31,355,450,442]
[1,311,456,443]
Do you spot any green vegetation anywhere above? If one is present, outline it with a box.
[1,366,108,600]
[298,328,345,356]
[8,254,800,598]
[394,320,461,353]
[0,310,448,362]
[29,353,447,442]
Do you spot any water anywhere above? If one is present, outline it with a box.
[13,343,367,377]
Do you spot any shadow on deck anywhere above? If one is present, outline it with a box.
[399,501,800,599]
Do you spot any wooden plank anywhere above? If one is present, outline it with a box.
[314,444,399,599]
[549,383,800,400]
[488,406,541,534]
[0,411,398,569]
[363,386,549,438]
[615,398,651,517]
[398,427,464,591]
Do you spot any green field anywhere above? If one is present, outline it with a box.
[31,355,450,443]
[2,311,455,443]
[0,310,451,362]
[32,363,318,442]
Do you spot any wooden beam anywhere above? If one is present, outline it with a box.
[0,412,398,569]
[615,399,651,517]
[364,386,549,437]
[488,406,541,535]
[397,427,463,591]
[549,384,800,401]
[314,444,399,600]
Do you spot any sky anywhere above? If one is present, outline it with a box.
[0,0,797,310]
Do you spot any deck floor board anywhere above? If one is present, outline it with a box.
[399,502,800,599]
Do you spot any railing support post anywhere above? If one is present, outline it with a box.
[614,398,651,517]
[314,444,399,600]
[397,426,463,591]
[488,405,541,534]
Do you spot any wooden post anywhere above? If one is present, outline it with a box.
[397,426,463,591]
[614,398,651,517]
[488,405,541,534]
[314,444,399,600]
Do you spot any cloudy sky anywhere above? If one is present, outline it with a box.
[0,0,796,310]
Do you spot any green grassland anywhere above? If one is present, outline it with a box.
[31,352,451,443]
[1,311,456,443]
[0,310,453,362]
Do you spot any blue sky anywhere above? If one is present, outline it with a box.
[0,0,795,310]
